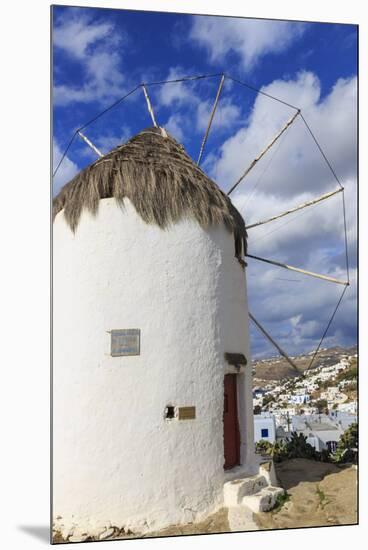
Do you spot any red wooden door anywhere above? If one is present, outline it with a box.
[223,374,240,470]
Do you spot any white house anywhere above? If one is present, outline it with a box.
[292,414,350,453]
[254,413,277,444]
[290,394,311,405]
[338,401,357,414]
[53,127,259,540]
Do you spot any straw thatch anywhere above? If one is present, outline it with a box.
[53,127,247,257]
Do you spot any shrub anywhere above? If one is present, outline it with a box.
[272,441,289,463]
[333,423,358,464]
[256,432,319,463]
[315,399,328,414]
[262,394,275,407]
[255,439,273,454]
[317,448,332,463]
[285,432,317,460]
[271,491,290,513]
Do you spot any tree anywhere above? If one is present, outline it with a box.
[315,399,328,414]
[334,423,358,464]
[339,422,358,449]
[262,394,275,407]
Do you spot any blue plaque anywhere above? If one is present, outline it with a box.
[110,329,140,357]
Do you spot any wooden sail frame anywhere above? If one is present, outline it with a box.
[54,73,351,376]
[77,131,103,158]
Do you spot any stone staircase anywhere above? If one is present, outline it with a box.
[224,459,284,529]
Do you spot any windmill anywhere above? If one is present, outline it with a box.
[54,71,351,377]
[52,71,353,539]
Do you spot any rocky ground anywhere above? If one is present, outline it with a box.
[255,458,357,529]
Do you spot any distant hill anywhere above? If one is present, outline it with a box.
[252,345,357,381]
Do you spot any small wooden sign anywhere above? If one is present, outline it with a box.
[178,406,196,420]
[110,329,140,357]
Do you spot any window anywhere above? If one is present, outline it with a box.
[261,428,269,438]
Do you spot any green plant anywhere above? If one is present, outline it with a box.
[333,423,358,464]
[284,432,317,460]
[255,439,273,455]
[271,491,290,513]
[316,485,330,509]
[262,394,275,407]
[315,398,328,414]
[270,441,289,463]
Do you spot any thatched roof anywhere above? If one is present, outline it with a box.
[53,127,247,256]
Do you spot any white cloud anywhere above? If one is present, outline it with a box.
[53,141,80,195]
[53,17,112,59]
[165,114,185,142]
[212,71,357,357]
[157,67,197,107]
[190,17,305,71]
[213,72,357,202]
[95,127,131,154]
[157,67,241,146]
[53,11,125,106]
[196,97,241,133]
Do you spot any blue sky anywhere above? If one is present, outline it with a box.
[52,6,357,359]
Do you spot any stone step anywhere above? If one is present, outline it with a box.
[224,474,269,506]
[241,486,284,513]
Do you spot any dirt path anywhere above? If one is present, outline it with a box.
[255,458,357,530]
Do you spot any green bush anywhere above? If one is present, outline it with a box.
[262,394,275,407]
[333,423,358,464]
[255,439,273,454]
[284,432,317,460]
[256,433,318,463]
[256,424,358,465]
[272,441,289,463]
[315,399,328,413]
[317,448,332,463]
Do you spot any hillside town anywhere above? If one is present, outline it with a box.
[252,346,358,455]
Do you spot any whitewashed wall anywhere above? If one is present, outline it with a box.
[254,415,277,444]
[53,198,256,538]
